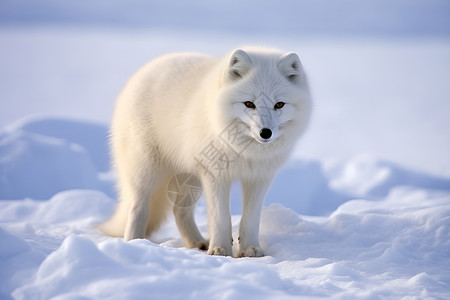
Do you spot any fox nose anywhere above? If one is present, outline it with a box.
[259,128,272,140]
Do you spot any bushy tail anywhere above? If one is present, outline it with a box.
[96,179,172,238]
[96,199,129,237]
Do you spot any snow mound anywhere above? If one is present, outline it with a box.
[14,236,300,300]
[327,154,450,198]
[0,189,114,226]
[0,228,45,300]
[0,117,113,200]
[8,117,110,172]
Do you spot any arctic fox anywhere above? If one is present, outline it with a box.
[98,47,311,257]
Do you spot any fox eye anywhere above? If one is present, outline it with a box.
[244,101,256,109]
[274,102,285,109]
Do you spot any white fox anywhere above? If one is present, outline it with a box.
[98,47,311,257]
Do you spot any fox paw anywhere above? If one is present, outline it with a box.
[195,240,209,251]
[207,246,231,256]
[239,246,264,258]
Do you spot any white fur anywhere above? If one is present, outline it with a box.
[97,47,311,257]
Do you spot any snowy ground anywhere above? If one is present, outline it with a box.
[1,1,450,299]
[1,117,449,299]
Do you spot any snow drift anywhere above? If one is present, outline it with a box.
[0,117,113,200]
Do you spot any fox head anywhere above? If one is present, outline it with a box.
[215,48,311,155]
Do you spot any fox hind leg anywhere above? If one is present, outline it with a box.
[170,173,208,250]
[121,152,169,241]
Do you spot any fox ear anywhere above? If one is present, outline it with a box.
[279,52,302,83]
[228,49,252,80]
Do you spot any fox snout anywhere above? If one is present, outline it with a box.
[259,128,272,140]
[252,127,276,144]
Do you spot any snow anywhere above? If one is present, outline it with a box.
[1,167,449,298]
[1,1,450,299]
[0,118,113,200]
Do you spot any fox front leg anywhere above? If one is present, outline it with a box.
[202,177,233,256]
[238,176,273,257]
